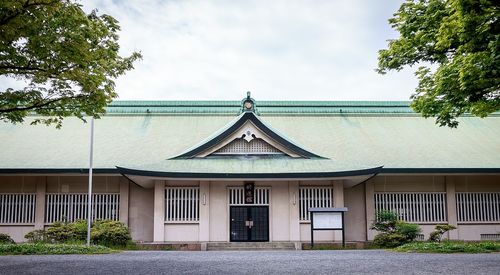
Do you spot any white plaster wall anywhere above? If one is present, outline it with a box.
[129,183,154,242]
[165,224,199,242]
[457,224,500,240]
[344,183,366,241]
[269,181,290,241]
[0,226,34,242]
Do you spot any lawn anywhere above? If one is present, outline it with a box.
[0,243,114,255]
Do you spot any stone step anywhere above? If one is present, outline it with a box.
[206,242,297,251]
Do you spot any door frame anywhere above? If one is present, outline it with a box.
[229,205,270,242]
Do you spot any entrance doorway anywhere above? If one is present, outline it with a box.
[230,206,269,242]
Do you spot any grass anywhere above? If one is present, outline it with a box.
[0,243,114,255]
[395,241,500,253]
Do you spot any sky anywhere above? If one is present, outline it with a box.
[4,0,420,101]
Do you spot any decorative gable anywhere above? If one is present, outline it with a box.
[171,93,324,159]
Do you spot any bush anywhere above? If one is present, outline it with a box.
[373,233,408,248]
[428,224,457,242]
[91,220,131,247]
[396,221,421,242]
[370,210,421,248]
[0,233,15,244]
[24,230,50,243]
[24,219,131,247]
[0,243,113,255]
[46,221,76,243]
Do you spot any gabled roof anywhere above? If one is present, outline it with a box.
[171,111,323,159]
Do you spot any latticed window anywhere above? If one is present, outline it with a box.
[0,193,36,224]
[374,192,447,223]
[213,138,282,155]
[299,187,334,221]
[456,193,500,222]
[228,187,270,205]
[45,193,120,223]
[165,187,199,222]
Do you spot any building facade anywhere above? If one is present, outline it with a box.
[1,95,499,244]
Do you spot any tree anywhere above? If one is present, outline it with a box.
[0,0,141,127]
[377,0,499,127]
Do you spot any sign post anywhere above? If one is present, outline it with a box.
[309,207,348,248]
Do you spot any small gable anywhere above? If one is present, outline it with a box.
[171,93,324,159]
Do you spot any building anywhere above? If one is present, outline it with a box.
[1,94,499,245]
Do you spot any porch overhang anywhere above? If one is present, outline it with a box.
[116,158,383,188]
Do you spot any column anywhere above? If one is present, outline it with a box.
[446,177,458,240]
[119,177,130,226]
[198,181,210,242]
[288,181,300,242]
[34,177,47,230]
[333,180,344,241]
[153,180,165,242]
[365,180,376,240]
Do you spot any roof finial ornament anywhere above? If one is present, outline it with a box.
[241,91,255,113]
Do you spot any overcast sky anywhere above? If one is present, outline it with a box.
[6,0,420,101]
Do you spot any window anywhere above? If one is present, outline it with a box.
[374,192,447,223]
[45,193,120,223]
[0,193,36,224]
[228,187,270,205]
[165,187,199,222]
[299,187,333,221]
[456,192,500,222]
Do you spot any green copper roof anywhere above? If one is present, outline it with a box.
[117,158,382,178]
[105,100,416,115]
[1,100,499,173]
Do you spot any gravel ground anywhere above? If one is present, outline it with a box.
[0,250,499,275]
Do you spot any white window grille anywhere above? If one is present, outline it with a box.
[481,234,500,241]
[45,193,120,223]
[456,192,500,223]
[0,193,36,224]
[213,138,282,155]
[165,187,199,222]
[374,192,447,223]
[299,187,334,221]
[228,187,270,205]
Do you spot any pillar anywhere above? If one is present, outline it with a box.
[365,180,375,240]
[119,177,130,226]
[333,180,344,241]
[153,180,165,242]
[34,177,47,230]
[199,181,210,242]
[288,181,300,242]
[446,177,458,240]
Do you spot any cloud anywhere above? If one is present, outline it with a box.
[4,0,418,101]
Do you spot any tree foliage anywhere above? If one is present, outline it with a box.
[0,0,141,127]
[378,0,499,127]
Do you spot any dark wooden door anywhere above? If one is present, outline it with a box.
[230,206,269,242]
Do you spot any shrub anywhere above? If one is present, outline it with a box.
[71,220,89,241]
[0,243,113,255]
[46,221,76,243]
[373,233,408,248]
[370,210,421,248]
[396,221,421,242]
[0,233,15,244]
[428,224,457,242]
[370,210,399,233]
[396,241,500,253]
[24,230,50,243]
[91,220,131,247]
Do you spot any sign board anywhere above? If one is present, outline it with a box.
[244,182,254,204]
[309,207,348,248]
[312,212,343,229]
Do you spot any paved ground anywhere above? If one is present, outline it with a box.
[0,250,499,275]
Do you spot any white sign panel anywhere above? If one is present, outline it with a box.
[312,212,342,229]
